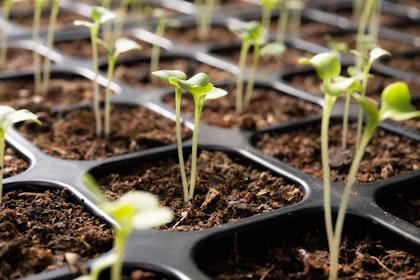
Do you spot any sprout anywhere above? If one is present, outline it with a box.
[76,174,173,280]
[152,70,227,203]
[150,9,180,75]
[97,37,142,138]
[229,21,267,113]
[0,106,40,205]
[300,51,420,280]
[0,0,13,70]
[74,6,116,138]
[194,0,217,41]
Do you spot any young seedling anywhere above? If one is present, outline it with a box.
[32,0,47,94]
[76,174,173,280]
[39,0,61,96]
[97,37,141,138]
[194,0,217,41]
[151,70,228,203]
[229,21,284,113]
[299,52,361,280]
[260,0,280,32]
[74,6,116,138]
[0,106,40,205]
[348,47,390,149]
[150,9,180,75]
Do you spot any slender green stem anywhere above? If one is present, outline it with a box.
[175,88,189,203]
[329,123,377,280]
[104,55,116,138]
[111,230,128,280]
[355,0,376,70]
[33,1,43,94]
[244,41,261,108]
[0,132,5,205]
[41,0,60,96]
[276,2,288,44]
[261,6,272,32]
[90,28,102,137]
[101,0,113,45]
[236,40,250,113]
[341,90,351,149]
[150,18,166,74]
[0,0,12,70]
[321,94,337,280]
[113,0,131,44]
[188,96,203,200]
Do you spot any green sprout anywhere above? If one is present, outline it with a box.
[230,21,285,113]
[32,0,48,94]
[300,52,420,280]
[260,0,280,32]
[348,47,390,149]
[0,106,40,205]
[299,52,360,280]
[39,0,61,96]
[194,0,217,41]
[150,9,180,75]
[76,174,173,280]
[152,70,228,203]
[74,6,116,138]
[97,37,142,138]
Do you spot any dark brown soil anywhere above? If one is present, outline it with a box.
[97,150,304,231]
[0,48,40,72]
[16,105,191,160]
[3,145,29,178]
[198,227,420,279]
[162,83,322,130]
[254,121,420,183]
[0,187,113,280]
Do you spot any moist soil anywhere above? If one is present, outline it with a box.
[254,121,420,183]
[16,105,191,160]
[162,83,322,130]
[0,187,113,280]
[96,149,304,231]
[3,145,29,178]
[198,227,420,280]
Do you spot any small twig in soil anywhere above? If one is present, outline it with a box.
[259,264,274,280]
[370,256,397,276]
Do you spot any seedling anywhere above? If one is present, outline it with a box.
[229,21,284,113]
[0,106,40,205]
[150,9,180,75]
[76,174,173,280]
[151,70,228,203]
[39,0,61,95]
[74,6,116,137]
[300,52,420,280]
[299,52,360,280]
[194,0,217,41]
[97,37,142,138]
[32,0,48,94]
[348,47,390,149]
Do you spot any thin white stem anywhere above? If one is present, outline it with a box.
[188,97,203,200]
[175,89,189,203]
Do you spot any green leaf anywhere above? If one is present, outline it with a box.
[324,76,361,96]
[204,87,228,100]
[73,20,95,28]
[261,0,280,8]
[114,38,142,56]
[91,6,115,24]
[379,82,420,121]
[151,70,187,84]
[299,52,341,80]
[0,106,40,132]
[368,47,390,65]
[350,91,379,125]
[261,42,286,56]
[170,72,210,91]
[132,207,174,229]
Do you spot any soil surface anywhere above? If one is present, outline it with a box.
[198,227,420,279]
[0,187,113,280]
[254,121,420,183]
[3,145,29,178]
[97,150,304,231]
[16,105,191,160]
